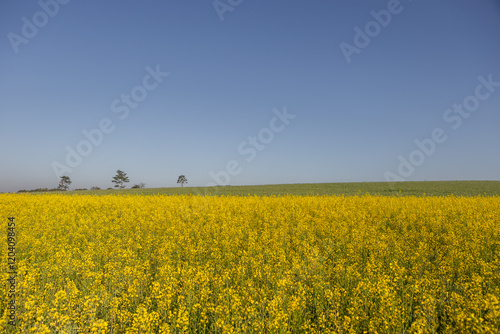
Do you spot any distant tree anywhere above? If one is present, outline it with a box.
[177,175,188,187]
[58,176,72,191]
[131,183,146,189]
[90,186,101,190]
[112,170,130,189]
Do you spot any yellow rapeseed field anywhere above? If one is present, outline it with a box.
[0,194,499,333]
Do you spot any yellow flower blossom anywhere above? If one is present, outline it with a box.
[0,193,498,332]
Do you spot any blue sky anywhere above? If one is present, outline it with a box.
[1,0,499,192]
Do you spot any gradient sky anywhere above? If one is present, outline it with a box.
[1,0,499,192]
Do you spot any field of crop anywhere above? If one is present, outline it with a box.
[66,181,500,197]
[1,193,500,333]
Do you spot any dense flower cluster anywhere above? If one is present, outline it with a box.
[0,194,499,333]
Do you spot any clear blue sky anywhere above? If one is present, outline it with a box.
[1,0,499,192]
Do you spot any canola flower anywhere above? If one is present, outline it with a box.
[0,194,499,333]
